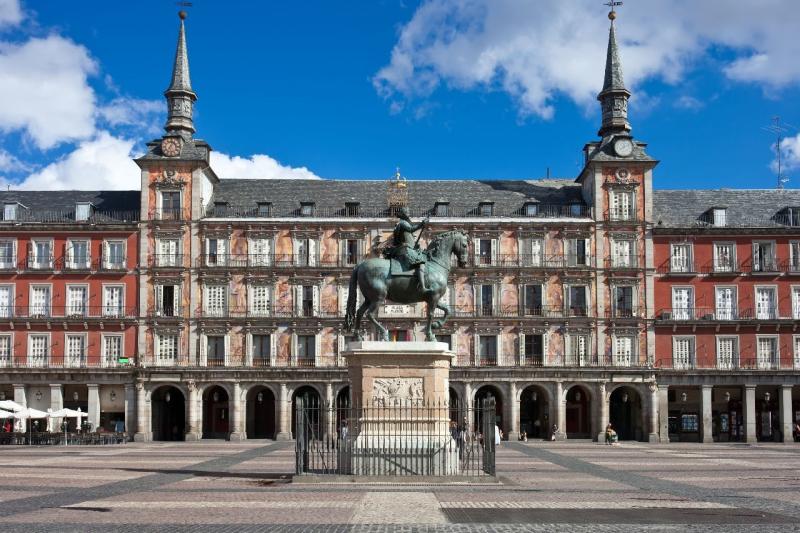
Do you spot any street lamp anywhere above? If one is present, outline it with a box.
[165,391,171,403]
[34,390,42,401]
[110,390,117,402]
[681,392,687,403]
[622,392,629,403]
[257,392,263,403]
[73,392,79,401]
[724,391,731,402]
[764,392,771,402]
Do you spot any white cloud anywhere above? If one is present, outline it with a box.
[4,131,139,190]
[674,95,704,111]
[375,0,800,118]
[0,35,98,148]
[0,148,29,172]
[779,133,800,172]
[97,97,162,130]
[210,152,320,180]
[0,0,22,29]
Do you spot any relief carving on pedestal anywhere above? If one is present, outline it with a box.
[372,377,424,406]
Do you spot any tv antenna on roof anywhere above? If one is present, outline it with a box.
[762,116,795,189]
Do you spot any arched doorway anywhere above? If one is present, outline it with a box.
[520,385,549,439]
[565,385,591,438]
[203,386,229,439]
[292,386,321,439]
[609,386,642,441]
[246,386,275,439]
[335,386,351,436]
[151,386,185,441]
[449,387,461,423]
[474,385,503,437]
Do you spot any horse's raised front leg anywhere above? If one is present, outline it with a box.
[354,300,370,340]
[432,300,449,331]
[424,298,437,341]
[366,300,388,341]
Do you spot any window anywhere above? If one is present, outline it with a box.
[791,242,800,273]
[613,286,634,318]
[102,286,124,317]
[157,239,179,267]
[256,202,271,217]
[522,333,544,365]
[345,202,360,216]
[252,334,271,365]
[610,190,633,220]
[522,284,543,316]
[756,336,778,369]
[344,239,360,266]
[66,239,90,269]
[478,239,493,265]
[104,240,125,269]
[205,238,228,266]
[28,334,49,366]
[524,203,539,217]
[0,285,11,318]
[712,208,727,227]
[65,334,86,366]
[479,335,498,365]
[794,336,800,369]
[671,243,693,273]
[0,335,10,366]
[569,204,583,217]
[713,242,736,272]
[296,334,316,362]
[612,239,635,268]
[66,285,87,317]
[521,237,543,266]
[672,336,694,369]
[300,202,314,216]
[0,239,14,268]
[30,285,50,317]
[156,334,178,363]
[160,191,181,220]
[793,287,800,319]
[567,238,589,266]
[566,333,589,365]
[715,287,737,320]
[206,335,225,364]
[102,335,122,364]
[755,287,777,320]
[3,203,17,221]
[300,285,315,317]
[613,335,635,366]
[671,287,693,320]
[478,284,494,316]
[716,336,738,369]
[436,333,452,350]
[295,237,316,266]
[435,202,449,217]
[249,285,270,317]
[204,285,227,317]
[479,202,494,216]
[156,284,180,317]
[249,237,271,266]
[212,201,228,216]
[752,241,777,272]
[29,240,52,269]
[75,203,92,221]
[389,330,409,342]
[566,285,588,316]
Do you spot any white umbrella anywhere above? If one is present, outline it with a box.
[16,407,48,419]
[0,400,24,412]
[0,408,14,418]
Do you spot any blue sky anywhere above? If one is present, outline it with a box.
[1,0,799,190]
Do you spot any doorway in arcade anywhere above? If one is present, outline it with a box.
[151,386,185,441]
[203,386,230,439]
[246,386,275,439]
[609,386,643,441]
[99,385,125,432]
[63,385,88,432]
[519,385,549,439]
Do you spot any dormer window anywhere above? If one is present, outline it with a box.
[784,207,800,226]
[257,202,271,217]
[345,202,360,217]
[2,203,18,221]
[479,202,494,217]
[434,201,449,217]
[213,201,228,217]
[524,202,539,217]
[570,204,583,217]
[75,202,92,221]
[300,202,315,217]
[712,208,727,227]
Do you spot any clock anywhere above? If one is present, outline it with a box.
[161,137,183,157]
[613,137,634,158]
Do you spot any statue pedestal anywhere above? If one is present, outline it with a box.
[342,341,458,475]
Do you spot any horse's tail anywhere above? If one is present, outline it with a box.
[343,266,359,332]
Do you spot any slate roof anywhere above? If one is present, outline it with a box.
[135,138,211,162]
[209,178,587,218]
[653,189,800,228]
[0,190,140,223]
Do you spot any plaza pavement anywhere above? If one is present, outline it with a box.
[1,440,800,532]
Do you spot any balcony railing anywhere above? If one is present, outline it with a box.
[149,208,185,221]
[656,307,788,322]
[609,306,641,319]
[0,209,138,224]
[654,357,786,370]
[2,356,129,369]
[461,354,653,368]
[606,208,638,223]
[0,306,137,320]
[149,306,185,318]
[149,254,185,268]
[606,256,639,270]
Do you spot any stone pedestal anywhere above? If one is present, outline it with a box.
[342,341,457,476]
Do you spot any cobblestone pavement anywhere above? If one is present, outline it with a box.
[1,440,800,532]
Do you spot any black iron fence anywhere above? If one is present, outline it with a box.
[295,398,496,477]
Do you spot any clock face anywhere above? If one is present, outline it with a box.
[161,137,182,157]
[614,138,634,158]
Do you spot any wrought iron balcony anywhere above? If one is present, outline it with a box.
[654,357,784,371]
[0,209,138,225]
[149,254,185,268]
[0,306,137,320]
[1,356,129,369]
[655,307,787,323]
[605,208,639,223]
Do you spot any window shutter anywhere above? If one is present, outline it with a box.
[473,238,480,264]
[531,239,542,266]
[155,285,163,316]
[294,286,301,316]
[491,238,499,265]
[519,333,526,366]
[312,285,320,316]
[496,334,503,366]
[308,239,317,266]
[224,335,230,364]
[340,285,349,316]
[315,334,322,366]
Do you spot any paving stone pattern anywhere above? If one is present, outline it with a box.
[0,440,799,532]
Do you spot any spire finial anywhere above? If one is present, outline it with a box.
[163,9,197,137]
[597,0,631,138]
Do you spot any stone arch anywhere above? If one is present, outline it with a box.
[202,385,230,439]
[519,384,551,440]
[564,383,592,439]
[150,385,186,442]
[448,387,462,422]
[291,385,322,439]
[473,384,505,436]
[246,385,276,439]
[608,385,644,441]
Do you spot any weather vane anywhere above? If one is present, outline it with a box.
[604,1,623,19]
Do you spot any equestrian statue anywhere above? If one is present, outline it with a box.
[344,207,469,341]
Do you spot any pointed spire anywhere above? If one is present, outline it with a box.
[597,8,631,138]
[164,11,197,137]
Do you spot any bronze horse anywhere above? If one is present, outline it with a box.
[344,230,470,341]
